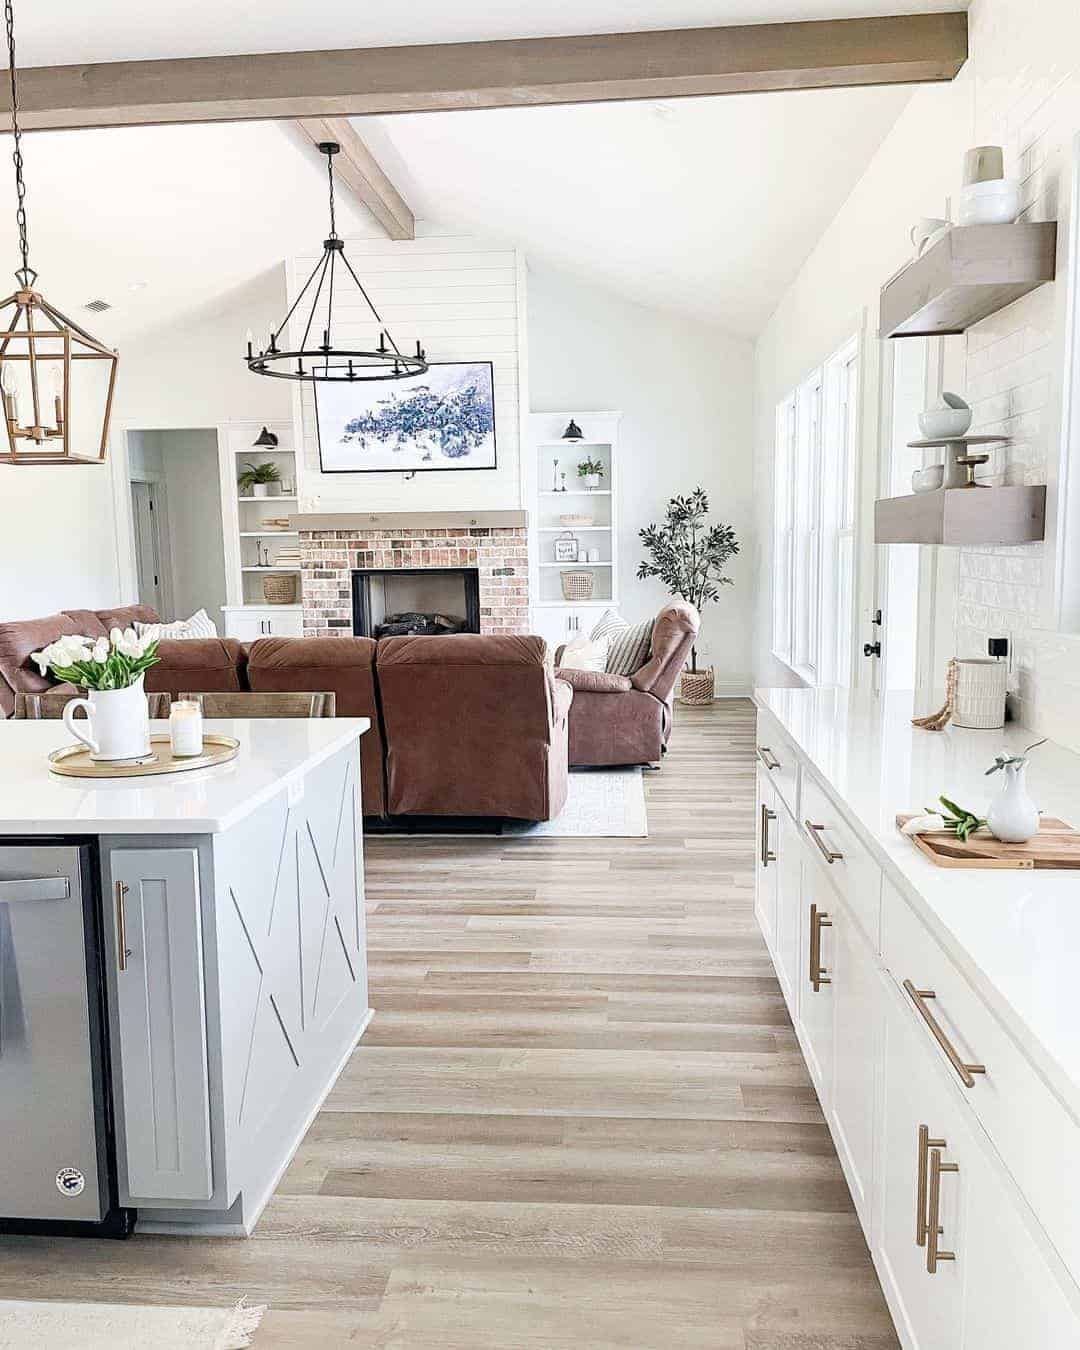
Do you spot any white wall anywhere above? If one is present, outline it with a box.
[159,431,228,621]
[752,0,1080,751]
[293,227,526,512]
[529,265,756,693]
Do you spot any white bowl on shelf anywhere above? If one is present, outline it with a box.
[912,464,945,494]
[958,178,1021,226]
[918,392,972,440]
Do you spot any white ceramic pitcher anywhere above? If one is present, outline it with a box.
[62,675,152,762]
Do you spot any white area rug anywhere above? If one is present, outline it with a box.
[511,767,648,837]
[0,1297,265,1349]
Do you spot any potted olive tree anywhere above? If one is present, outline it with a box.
[637,487,739,704]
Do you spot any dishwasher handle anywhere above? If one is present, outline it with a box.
[0,876,72,902]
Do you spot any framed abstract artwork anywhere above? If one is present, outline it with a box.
[315,360,497,474]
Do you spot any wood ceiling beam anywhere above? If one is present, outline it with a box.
[295,117,413,240]
[12,14,968,132]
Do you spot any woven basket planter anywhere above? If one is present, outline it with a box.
[262,573,298,605]
[952,657,1007,728]
[560,570,595,601]
[680,668,715,705]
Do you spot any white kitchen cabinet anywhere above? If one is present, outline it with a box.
[221,605,303,640]
[829,898,881,1233]
[961,1135,1080,1350]
[755,767,778,953]
[103,847,212,1203]
[753,694,1080,1350]
[796,851,835,1106]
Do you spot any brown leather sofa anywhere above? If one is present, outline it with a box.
[555,601,700,767]
[0,606,571,822]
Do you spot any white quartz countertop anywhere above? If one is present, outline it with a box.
[755,686,1080,1123]
[0,718,369,834]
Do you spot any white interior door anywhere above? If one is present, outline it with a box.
[130,480,165,615]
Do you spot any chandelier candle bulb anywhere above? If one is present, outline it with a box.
[169,700,204,758]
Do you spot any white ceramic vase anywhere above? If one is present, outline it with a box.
[986,762,1040,843]
[63,675,151,762]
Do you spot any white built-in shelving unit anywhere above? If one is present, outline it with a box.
[525,411,621,650]
[219,419,304,638]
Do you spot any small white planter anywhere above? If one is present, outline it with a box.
[581,473,602,491]
[251,482,279,498]
[63,675,151,762]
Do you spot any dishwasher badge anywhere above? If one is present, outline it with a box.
[55,1167,85,1197]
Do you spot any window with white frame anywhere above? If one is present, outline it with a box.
[772,335,860,687]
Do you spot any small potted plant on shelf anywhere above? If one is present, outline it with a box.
[638,486,739,705]
[238,460,281,497]
[576,456,605,491]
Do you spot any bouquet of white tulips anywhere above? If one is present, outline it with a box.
[31,627,160,691]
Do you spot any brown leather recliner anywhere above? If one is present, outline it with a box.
[245,636,387,818]
[376,633,572,820]
[556,601,700,767]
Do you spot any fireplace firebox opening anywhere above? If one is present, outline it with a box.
[352,567,481,639]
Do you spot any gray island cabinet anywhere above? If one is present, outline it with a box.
[0,717,371,1236]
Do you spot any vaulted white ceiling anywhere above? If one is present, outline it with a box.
[359,86,911,335]
[20,0,966,65]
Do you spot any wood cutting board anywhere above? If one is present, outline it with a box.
[895,815,1080,869]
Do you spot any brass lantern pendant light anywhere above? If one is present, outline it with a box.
[246,141,427,384]
[0,0,118,465]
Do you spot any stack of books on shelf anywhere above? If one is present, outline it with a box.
[273,546,302,567]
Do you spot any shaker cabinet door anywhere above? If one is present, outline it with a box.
[773,805,803,1006]
[754,768,778,954]
[104,847,212,1202]
[796,856,835,1106]
[828,901,881,1235]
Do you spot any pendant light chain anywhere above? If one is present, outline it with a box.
[4,0,32,286]
[326,150,337,239]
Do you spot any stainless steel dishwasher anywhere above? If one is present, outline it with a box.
[0,841,132,1236]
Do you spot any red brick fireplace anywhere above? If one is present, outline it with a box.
[295,510,529,638]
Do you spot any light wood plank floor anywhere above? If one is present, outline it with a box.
[0,700,898,1348]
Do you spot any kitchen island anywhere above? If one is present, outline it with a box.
[0,717,370,1237]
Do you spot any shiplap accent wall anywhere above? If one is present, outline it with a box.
[288,227,526,512]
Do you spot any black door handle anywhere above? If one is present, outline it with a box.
[863,642,881,658]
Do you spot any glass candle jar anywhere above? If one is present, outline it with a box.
[169,699,204,757]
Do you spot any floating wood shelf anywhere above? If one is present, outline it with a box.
[880,223,1057,338]
[875,485,1046,545]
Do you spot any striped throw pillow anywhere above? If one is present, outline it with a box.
[589,609,654,677]
[135,608,218,641]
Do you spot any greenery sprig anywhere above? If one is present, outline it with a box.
[576,456,605,477]
[928,795,986,843]
[986,739,1046,775]
[238,460,281,489]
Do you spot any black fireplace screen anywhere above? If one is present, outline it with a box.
[352,567,481,639]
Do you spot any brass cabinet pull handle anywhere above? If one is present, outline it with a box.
[916,1124,947,1247]
[760,803,777,867]
[809,902,832,992]
[115,880,131,972]
[926,1147,959,1273]
[757,745,781,771]
[903,980,986,1088]
[804,820,843,864]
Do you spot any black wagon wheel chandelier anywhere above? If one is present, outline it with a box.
[246,141,427,384]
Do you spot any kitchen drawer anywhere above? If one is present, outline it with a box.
[800,769,882,950]
[881,875,1080,1290]
[755,708,799,818]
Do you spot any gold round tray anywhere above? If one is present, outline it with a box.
[48,733,240,779]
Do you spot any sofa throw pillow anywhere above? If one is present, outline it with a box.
[559,634,610,673]
[135,608,218,642]
[589,609,654,677]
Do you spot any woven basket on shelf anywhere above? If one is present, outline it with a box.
[560,570,595,601]
[680,668,715,705]
[262,573,298,605]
